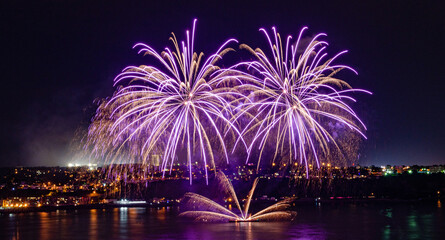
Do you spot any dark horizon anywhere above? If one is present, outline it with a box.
[1,0,444,167]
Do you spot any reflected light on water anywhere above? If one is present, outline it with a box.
[119,207,128,224]
[184,221,319,240]
[157,207,166,221]
[1,204,444,239]
[89,209,98,239]
[38,212,50,240]
[119,207,129,237]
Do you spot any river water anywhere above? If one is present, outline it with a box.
[1,201,444,239]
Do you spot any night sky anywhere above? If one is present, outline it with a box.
[1,0,444,167]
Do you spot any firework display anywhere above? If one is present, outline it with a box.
[87,20,369,182]
[87,20,242,183]
[180,171,297,222]
[230,27,370,172]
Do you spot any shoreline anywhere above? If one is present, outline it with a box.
[0,202,175,214]
[1,197,441,214]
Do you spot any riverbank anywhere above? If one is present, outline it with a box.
[0,202,175,214]
[1,197,441,214]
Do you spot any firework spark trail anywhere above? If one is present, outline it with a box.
[181,192,240,218]
[180,171,297,222]
[230,27,371,173]
[88,19,246,183]
[86,22,369,183]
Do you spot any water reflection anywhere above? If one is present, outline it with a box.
[157,207,166,221]
[0,203,443,239]
[8,214,18,240]
[181,221,327,240]
[119,207,128,224]
[119,207,129,238]
[379,204,441,240]
[38,211,50,240]
[89,209,98,239]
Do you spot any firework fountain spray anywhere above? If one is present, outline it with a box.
[180,171,297,222]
